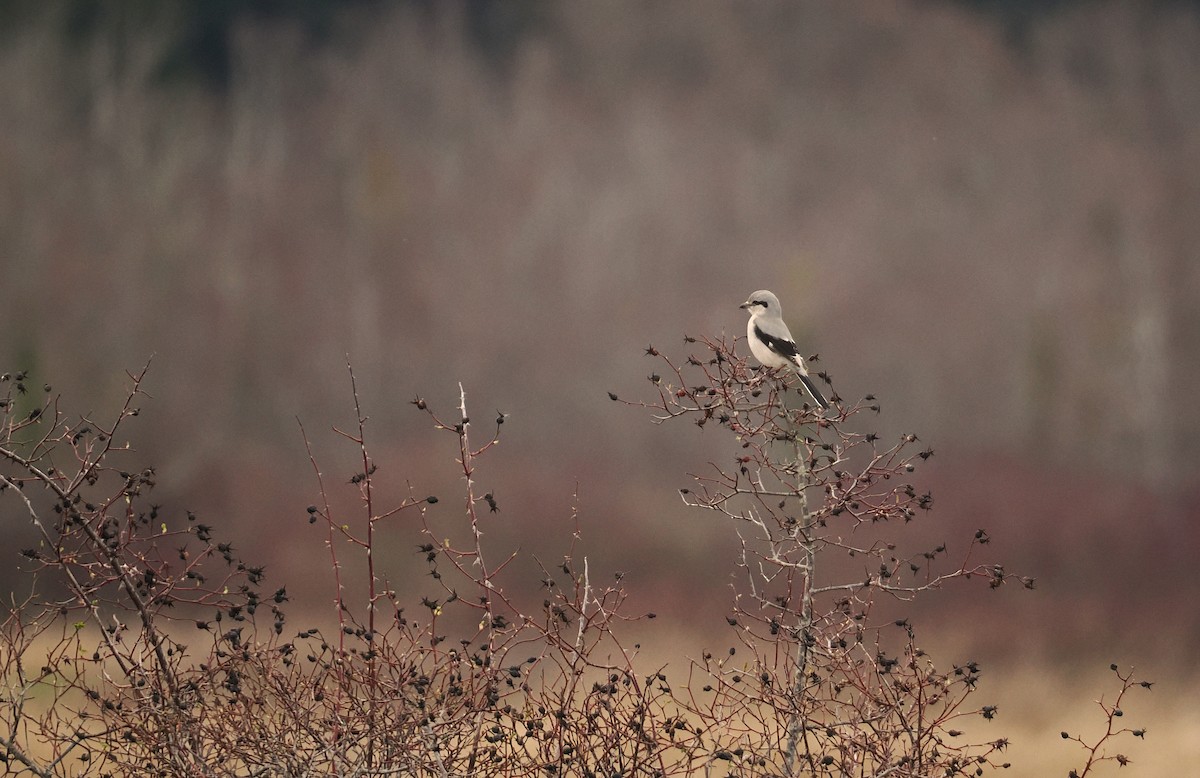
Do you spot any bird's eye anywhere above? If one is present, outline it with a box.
[754,300,768,307]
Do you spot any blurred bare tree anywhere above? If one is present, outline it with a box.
[1,0,1198,659]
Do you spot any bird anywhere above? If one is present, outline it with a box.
[740,289,830,412]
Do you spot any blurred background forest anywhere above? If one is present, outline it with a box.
[2,0,1199,767]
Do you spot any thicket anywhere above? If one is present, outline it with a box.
[1,339,1148,776]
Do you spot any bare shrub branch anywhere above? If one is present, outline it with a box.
[1,349,1148,777]
[1062,664,1153,777]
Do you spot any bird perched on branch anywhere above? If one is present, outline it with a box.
[740,289,830,412]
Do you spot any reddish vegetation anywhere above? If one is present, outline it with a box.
[2,347,1152,775]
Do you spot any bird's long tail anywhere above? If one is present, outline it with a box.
[798,373,831,412]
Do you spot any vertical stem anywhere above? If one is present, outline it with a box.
[785,429,819,776]
[297,419,347,751]
[346,362,377,773]
[456,384,495,778]
[575,557,590,653]
[455,384,493,648]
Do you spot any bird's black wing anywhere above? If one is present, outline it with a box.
[753,324,800,361]
[754,324,830,410]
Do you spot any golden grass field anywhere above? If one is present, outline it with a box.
[5,617,1194,775]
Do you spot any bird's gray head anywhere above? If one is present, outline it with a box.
[739,290,782,316]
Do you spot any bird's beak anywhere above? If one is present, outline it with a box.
[738,301,751,309]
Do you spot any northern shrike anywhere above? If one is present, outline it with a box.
[740,289,830,411]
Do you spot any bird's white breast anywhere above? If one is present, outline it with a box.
[748,316,789,369]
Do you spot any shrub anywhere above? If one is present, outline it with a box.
[1,345,1148,776]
